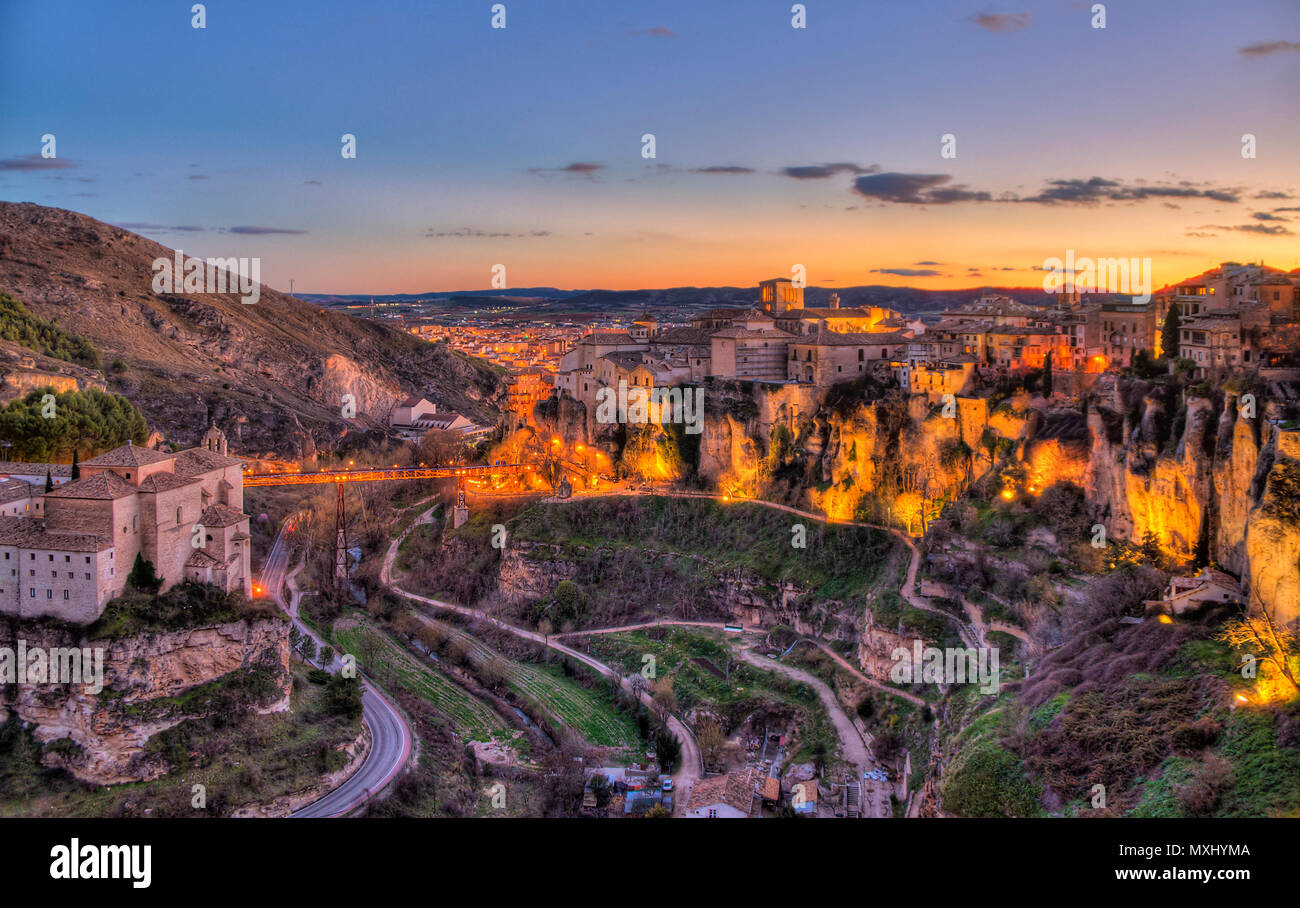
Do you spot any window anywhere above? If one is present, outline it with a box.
[63,590,68,600]
[84,573,91,580]
[29,589,34,598]
[28,570,33,577]
[84,557,89,564]
[64,555,70,562]
[46,590,52,599]
[176,507,183,524]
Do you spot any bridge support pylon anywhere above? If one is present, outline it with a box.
[334,480,349,590]
[453,472,469,528]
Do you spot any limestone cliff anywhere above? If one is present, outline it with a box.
[0,616,290,784]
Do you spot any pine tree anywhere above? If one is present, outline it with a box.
[1042,350,1053,397]
[1160,307,1182,361]
[44,469,53,492]
[126,553,162,592]
[70,449,80,480]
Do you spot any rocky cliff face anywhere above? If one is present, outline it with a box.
[0,616,290,784]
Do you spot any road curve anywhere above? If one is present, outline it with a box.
[290,684,412,818]
[259,515,415,818]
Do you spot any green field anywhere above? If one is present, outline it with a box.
[433,622,640,750]
[331,618,517,750]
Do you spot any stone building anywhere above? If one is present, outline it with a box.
[0,439,250,624]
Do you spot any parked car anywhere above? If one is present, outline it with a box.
[662,779,674,792]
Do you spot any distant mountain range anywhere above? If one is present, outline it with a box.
[303,284,1063,318]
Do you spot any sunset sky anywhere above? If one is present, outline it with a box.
[2,0,1298,293]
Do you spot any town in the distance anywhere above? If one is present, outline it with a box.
[0,208,1297,820]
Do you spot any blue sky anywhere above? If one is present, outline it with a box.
[1,0,1297,291]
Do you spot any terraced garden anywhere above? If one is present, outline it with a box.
[331,617,519,751]
[432,620,640,751]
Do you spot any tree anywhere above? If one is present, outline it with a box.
[324,674,363,720]
[1042,351,1053,397]
[654,725,681,773]
[70,449,80,480]
[126,553,162,593]
[1216,590,1299,701]
[651,677,677,722]
[696,717,727,770]
[589,773,611,809]
[1160,306,1182,361]
[43,469,53,492]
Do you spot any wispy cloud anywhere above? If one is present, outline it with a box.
[227,226,307,235]
[781,162,878,180]
[1200,222,1294,236]
[1239,40,1300,56]
[628,26,676,38]
[689,165,755,175]
[424,227,551,238]
[115,221,207,233]
[0,154,75,172]
[872,267,944,277]
[528,162,603,176]
[850,172,1242,205]
[969,11,1031,32]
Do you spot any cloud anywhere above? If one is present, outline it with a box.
[227,226,308,235]
[1019,177,1239,204]
[847,171,1242,206]
[1239,40,1300,56]
[304,180,322,186]
[781,162,878,180]
[628,26,676,37]
[969,11,1031,32]
[853,172,993,204]
[1252,211,1290,221]
[187,174,209,180]
[0,154,75,172]
[689,165,755,175]
[1184,231,1217,238]
[424,228,551,238]
[914,260,942,266]
[115,222,207,233]
[1255,190,1292,199]
[1201,223,1295,236]
[871,267,944,277]
[528,162,603,176]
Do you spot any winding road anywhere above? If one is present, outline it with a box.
[257,515,415,818]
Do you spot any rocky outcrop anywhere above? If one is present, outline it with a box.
[0,202,505,456]
[0,616,291,784]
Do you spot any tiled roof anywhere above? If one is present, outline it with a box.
[397,395,429,408]
[0,516,110,552]
[687,768,759,813]
[0,461,72,477]
[199,504,248,528]
[710,327,794,340]
[0,478,38,504]
[796,331,911,346]
[173,447,244,478]
[45,471,137,501]
[652,326,710,345]
[82,444,175,468]
[185,549,223,569]
[139,472,198,493]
